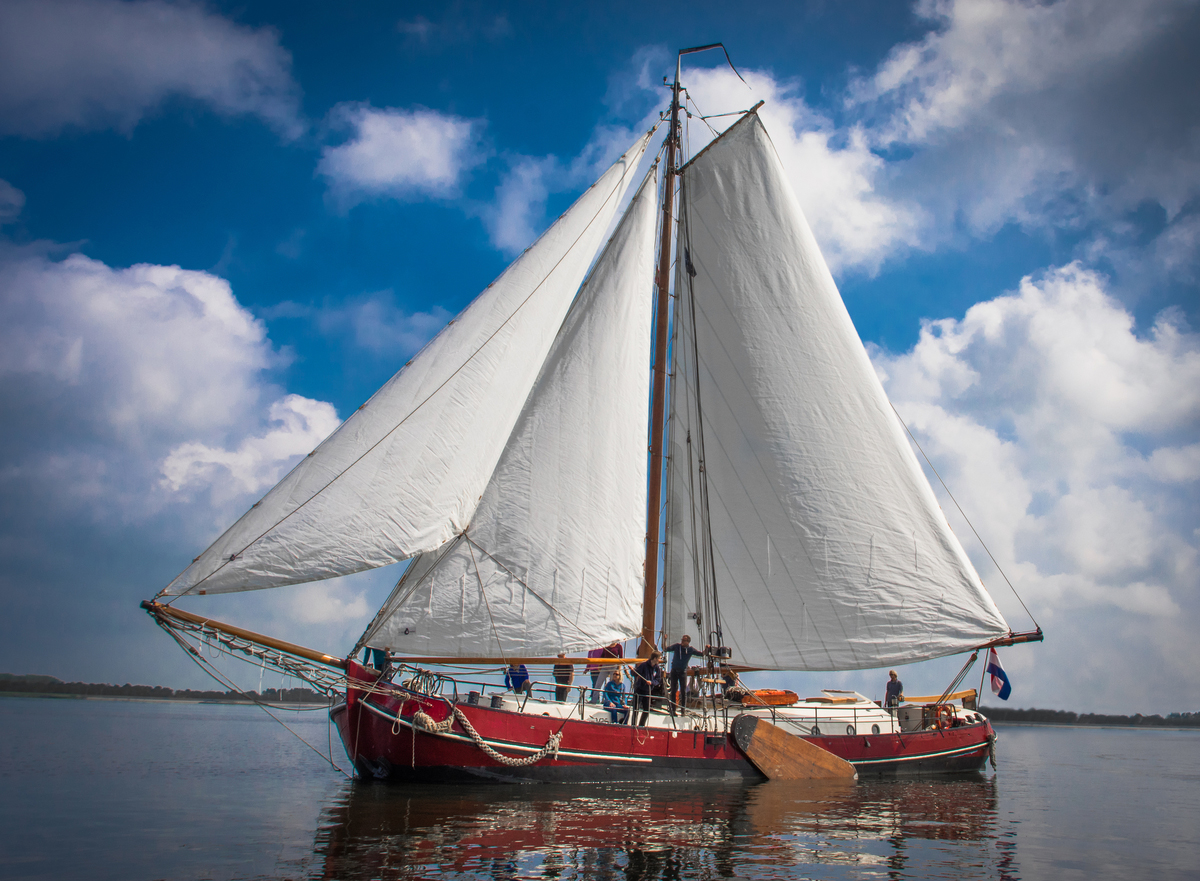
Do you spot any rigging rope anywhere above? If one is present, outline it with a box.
[157,622,351,778]
[889,402,1041,628]
[410,707,563,767]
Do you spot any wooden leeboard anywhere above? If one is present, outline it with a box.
[731,715,858,780]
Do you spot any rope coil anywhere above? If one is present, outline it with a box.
[410,708,562,767]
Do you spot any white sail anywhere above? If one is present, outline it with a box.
[663,113,1008,670]
[360,166,660,656]
[163,131,653,596]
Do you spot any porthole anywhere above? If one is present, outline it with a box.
[846,724,856,735]
[811,725,821,736]
[871,724,881,735]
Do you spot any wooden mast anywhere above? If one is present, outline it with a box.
[639,55,683,658]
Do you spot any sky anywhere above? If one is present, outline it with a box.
[0,0,1197,716]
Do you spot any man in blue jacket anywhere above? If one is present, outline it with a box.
[505,663,533,697]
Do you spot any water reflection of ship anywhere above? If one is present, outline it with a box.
[311,777,1000,880]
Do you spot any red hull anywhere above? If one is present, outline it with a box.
[335,663,994,783]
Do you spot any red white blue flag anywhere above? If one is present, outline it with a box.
[987,648,1012,700]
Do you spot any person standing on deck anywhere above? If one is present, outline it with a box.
[585,648,603,703]
[631,652,662,726]
[885,670,904,711]
[553,652,574,702]
[663,635,708,712]
[588,641,623,703]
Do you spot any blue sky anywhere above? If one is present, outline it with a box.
[1,0,1197,715]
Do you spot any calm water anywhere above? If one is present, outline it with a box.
[1,696,1197,880]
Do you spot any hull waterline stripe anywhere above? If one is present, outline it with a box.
[850,740,987,766]
[359,699,654,764]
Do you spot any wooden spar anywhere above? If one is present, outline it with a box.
[386,656,642,667]
[901,689,978,704]
[978,628,1044,649]
[640,56,683,659]
[142,601,346,670]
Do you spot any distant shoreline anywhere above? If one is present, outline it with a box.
[0,691,329,707]
[978,705,1200,729]
[990,719,1200,732]
[0,673,327,706]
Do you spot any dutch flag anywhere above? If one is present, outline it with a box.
[987,648,1012,701]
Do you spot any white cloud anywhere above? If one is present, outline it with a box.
[161,393,340,498]
[0,0,302,138]
[481,156,556,253]
[266,290,452,356]
[476,115,666,255]
[0,180,24,224]
[395,10,511,45]
[287,582,371,626]
[1146,444,1200,483]
[873,264,1200,709]
[0,237,377,681]
[0,249,271,444]
[0,243,356,535]
[318,104,485,206]
[849,0,1200,242]
[855,0,1149,143]
[335,293,450,356]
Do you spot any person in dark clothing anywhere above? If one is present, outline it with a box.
[553,652,574,702]
[631,652,662,726]
[663,635,708,711]
[885,670,904,710]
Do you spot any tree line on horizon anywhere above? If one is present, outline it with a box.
[980,705,1200,727]
[0,673,324,703]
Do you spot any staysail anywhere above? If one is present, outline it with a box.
[663,112,1009,670]
[358,166,660,656]
[162,131,654,596]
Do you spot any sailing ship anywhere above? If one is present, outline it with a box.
[144,46,1041,783]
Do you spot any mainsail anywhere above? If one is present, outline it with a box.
[163,131,653,597]
[359,166,660,656]
[662,112,1009,670]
